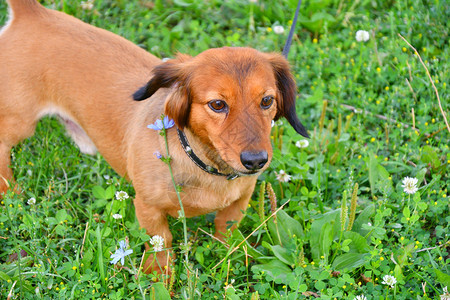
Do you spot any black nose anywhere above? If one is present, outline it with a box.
[240,151,268,171]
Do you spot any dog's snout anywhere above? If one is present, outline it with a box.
[240,151,268,171]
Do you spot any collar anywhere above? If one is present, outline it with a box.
[176,129,240,180]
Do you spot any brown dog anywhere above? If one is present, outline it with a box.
[0,0,308,273]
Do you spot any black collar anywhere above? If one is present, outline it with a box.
[176,129,240,180]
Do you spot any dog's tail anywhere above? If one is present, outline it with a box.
[6,0,43,18]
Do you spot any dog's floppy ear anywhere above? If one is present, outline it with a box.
[133,54,192,129]
[265,53,309,138]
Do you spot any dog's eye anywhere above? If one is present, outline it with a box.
[261,96,274,109]
[208,100,228,113]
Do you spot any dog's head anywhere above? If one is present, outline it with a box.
[134,47,308,175]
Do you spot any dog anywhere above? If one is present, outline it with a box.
[0,0,308,273]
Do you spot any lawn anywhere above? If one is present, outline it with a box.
[0,0,449,299]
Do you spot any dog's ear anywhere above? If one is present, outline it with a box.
[133,54,192,129]
[265,53,309,138]
[133,54,191,101]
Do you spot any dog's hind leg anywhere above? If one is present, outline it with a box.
[0,114,38,196]
[0,142,14,194]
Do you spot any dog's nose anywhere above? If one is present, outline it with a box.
[240,151,268,171]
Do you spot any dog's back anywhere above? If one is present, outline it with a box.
[0,0,161,176]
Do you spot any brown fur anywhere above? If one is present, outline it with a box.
[0,0,308,273]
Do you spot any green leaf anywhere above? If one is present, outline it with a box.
[270,245,295,266]
[368,154,393,196]
[251,260,291,282]
[368,153,377,197]
[310,210,340,261]
[415,168,427,184]
[96,225,105,283]
[268,210,304,247]
[435,269,450,286]
[92,186,106,199]
[105,185,116,200]
[56,209,69,223]
[343,231,370,253]
[150,282,171,300]
[195,250,204,265]
[319,222,333,259]
[403,206,410,219]
[353,204,375,236]
[332,253,369,271]
[0,271,11,281]
[421,145,440,169]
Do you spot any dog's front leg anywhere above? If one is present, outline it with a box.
[214,188,254,241]
[134,195,173,274]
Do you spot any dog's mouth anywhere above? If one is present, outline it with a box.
[236,170,260,176]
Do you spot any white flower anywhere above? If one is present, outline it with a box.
[401,177,418,194]
[80,0,94,10]
[150,235,165,252]
[354,295,367,300]
[115,191,129,201]
[273,25,285,35]
[276,170,292,182]
[112,214,122,220]
[355,30,370,42]
[295,139,309,148]
[249,0,257,3]
[441,286,450,300]
[27,197,36,205]
[382,274,397,288]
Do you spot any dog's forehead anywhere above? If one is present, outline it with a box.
[195,47,272,76]
[190,48,277,93]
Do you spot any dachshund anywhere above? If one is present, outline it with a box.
[0,0,308,273]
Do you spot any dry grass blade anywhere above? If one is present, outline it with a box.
[398,33,450,133]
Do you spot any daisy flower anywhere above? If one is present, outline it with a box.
[401,177,418,194]
[276,170,292,182]
[273,25,285,35]
[150,235,165,252]
[296,139,309,148]
[112,214,122,220]
[115,191,129,201]
[355,30,370,42]
[382,274,397,288]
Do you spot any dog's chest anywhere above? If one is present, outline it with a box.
[168,174,248,217]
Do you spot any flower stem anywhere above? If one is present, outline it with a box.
[162,126,189,265]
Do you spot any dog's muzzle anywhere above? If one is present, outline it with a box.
[240,151,268,171]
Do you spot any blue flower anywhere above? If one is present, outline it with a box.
[154,151,162,159]
[110,240,133,265]
[147,116,175,131]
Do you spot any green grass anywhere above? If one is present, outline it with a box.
[1,0,449,299]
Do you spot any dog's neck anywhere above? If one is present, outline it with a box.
[177,128,239,180]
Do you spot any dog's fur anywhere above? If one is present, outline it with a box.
[0,0,308,273]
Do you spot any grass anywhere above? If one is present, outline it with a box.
[0,0,449,299]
